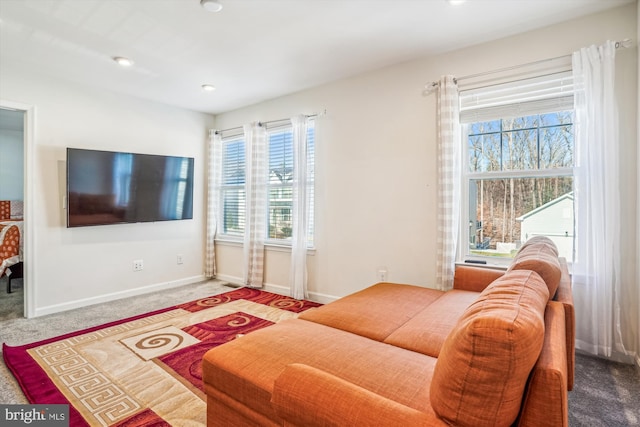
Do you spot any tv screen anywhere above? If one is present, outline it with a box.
[67,148,194,227]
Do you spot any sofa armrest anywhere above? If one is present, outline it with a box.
[271,364,438,427]
[453,265,505,292]
[517,301,568,427]
[553,257,575,390]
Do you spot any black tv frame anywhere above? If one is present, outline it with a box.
[66,148,194,228]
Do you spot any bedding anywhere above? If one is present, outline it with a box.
[0,199,23,220]
[0,220,23,279]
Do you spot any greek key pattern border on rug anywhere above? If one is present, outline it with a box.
[27,310,184,426]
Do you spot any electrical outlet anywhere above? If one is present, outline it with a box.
[177,254,184,265]
[133,259,144,271]
[377,267,388,282]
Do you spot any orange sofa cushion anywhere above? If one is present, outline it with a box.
[519,235,559,256]
[298,282,443,341]
[272,364,446,427]
[430,270,548,427]
[508,238,562,298]
[383,290,479,357]
[203,318,438,426]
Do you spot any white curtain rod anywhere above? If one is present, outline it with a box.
[212,111,325,137]
[424,38,632,91]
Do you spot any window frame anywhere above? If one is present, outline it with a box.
[458,113,575,266]
[215,120,315,249]
[264,121,315,248]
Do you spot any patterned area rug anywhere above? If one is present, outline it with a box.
[3,288,321,426]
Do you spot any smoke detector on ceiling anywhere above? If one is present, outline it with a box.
[201,0,223,12]
[112,56,133,67]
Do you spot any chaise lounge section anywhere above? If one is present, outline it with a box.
[202,236,573,426]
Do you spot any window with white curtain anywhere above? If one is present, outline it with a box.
[460,72,575,262]
[217,121,315,246]
[266,121,315,245]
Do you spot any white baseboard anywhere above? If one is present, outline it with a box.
[33,275,206,317]
[305,290,339,305]
[213,273,243,286]
[262,282,290,296]
[214,274,338,304]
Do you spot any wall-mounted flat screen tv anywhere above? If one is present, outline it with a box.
[67,148,194,227]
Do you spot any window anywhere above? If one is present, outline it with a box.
[217,121,315,246]
[220,137,245,237]
[267,128,293,240]
[460,73,575,262]
[266,121,315,245]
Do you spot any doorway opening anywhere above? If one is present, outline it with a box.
[0,108,25,318]
[0,101,34,319]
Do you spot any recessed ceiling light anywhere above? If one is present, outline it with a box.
[113,56,133,67]
[447,0,467,5]
[201,84,216,92]
[200,0,223,12]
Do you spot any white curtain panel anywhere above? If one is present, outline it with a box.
[289,115,310,300]
[436,76,461,291]
[243,122,268,288]
[572,41,627,358]
[205,131,222,279]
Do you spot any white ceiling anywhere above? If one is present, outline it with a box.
[0,0,634,115]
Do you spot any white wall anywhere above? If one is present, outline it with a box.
[0,128,24,200]
[0,66,215,316]
[214,4,639,358]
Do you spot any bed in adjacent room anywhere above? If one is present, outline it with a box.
[0,200,24,292]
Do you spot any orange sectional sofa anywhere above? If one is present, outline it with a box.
[202,236,574,426]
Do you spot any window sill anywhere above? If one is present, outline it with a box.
[455,260,509,271]
[456,258,573,274]
[215,238,316,255]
